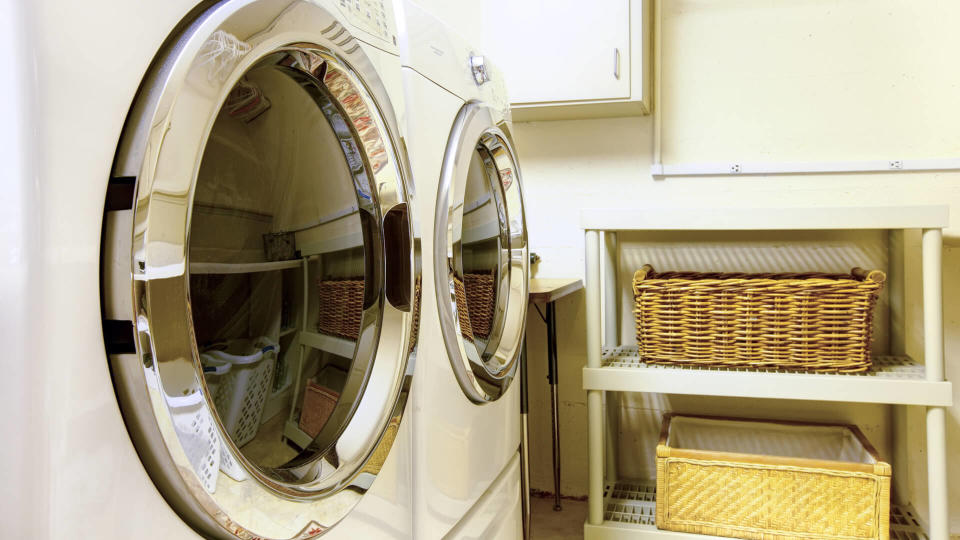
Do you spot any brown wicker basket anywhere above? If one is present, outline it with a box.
[464,272,496,338]
[632,265,885,372]
[453,277,475,341]
[408,277,421,352]
[316,277,422,350]
[316,278,364,340]
[299,382,340,438]
[657,414,891,540]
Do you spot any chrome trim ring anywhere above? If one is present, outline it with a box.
[434,102,529,403]
[105,1,419,538]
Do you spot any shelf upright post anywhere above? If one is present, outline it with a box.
[888,229,909,504]
[922,227,948,540]
[888,230,906,356]
[287,257,312,434]
[602,231,620,484]
[602,232,620,345]
[585,229,604,525]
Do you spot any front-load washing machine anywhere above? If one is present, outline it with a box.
[395,2,530,538]
[4,1,421,538]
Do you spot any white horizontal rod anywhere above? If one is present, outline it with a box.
[651,157,960,177]
[189,259,302,274]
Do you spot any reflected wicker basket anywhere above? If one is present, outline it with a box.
[362,418,400,475]
[316,278,364,340]
[463,272,496,339]
[632,265,885,372]
[453,277,475,342]
[408,277,421,352]
[299,382,340,438]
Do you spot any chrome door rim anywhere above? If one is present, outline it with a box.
[434,102,529,403]
[104,1,418,538]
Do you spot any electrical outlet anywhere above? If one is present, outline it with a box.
[889,160,903,170]
[730,164,741,173]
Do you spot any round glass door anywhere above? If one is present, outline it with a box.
[105,1,417,538]
[435,103,529,403]
[189,49,387,483]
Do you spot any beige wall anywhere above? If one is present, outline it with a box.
[512,0,960,532]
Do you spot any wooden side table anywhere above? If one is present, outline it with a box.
[525,278,583,514]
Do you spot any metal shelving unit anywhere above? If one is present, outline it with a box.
[280,255,360,449]
[189,242,364,449]
[581,205,951,540]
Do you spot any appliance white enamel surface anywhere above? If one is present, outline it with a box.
[5,1,419,538]
[396,2,529,537]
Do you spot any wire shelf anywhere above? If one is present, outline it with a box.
[601,480,927,539]
[602,347,923,378]
[581,346,952,406]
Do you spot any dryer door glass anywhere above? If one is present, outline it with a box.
[104,2,416,535]
[189,50,387,474]
[435,103,529,403]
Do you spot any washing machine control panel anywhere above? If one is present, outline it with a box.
[337,0,393,43]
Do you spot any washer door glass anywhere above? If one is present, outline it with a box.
[435,103,529,403]
[104,2,417,538]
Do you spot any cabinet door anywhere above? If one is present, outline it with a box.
[482,0,631,104]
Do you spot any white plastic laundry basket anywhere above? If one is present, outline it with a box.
[165,386,249,490]
[202,337,279,448]
[165,389,222,493]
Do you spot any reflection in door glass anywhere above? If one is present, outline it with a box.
[456,145,507,362]
[187,52,379,477]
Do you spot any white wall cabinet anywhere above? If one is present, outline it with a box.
[481,0,650,121]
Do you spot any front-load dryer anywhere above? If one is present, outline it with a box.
[395,2,530,538]
[4,1,420,538]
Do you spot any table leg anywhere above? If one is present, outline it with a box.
[546,301,562,511]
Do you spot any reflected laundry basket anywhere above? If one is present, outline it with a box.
[201,336,279,448]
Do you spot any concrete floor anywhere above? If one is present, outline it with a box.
[530,496,586,540]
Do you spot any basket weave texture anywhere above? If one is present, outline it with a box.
[463,272,496,338]
[316,278,364,340]
[299,382,339,438]
[453,277,475,341]
[633,265,885,372]
[408,277,421,352]
[362,418,400,475]
[656,415,891,540]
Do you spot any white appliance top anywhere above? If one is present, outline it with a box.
[397,0,509,113]
[336,0,398,52]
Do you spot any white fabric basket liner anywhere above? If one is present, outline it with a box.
[666,416,877,465]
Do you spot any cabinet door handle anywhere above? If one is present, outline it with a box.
[614,48,621,80]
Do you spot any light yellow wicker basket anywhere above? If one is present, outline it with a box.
[656,414,891,540]
[633,265,886,372]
